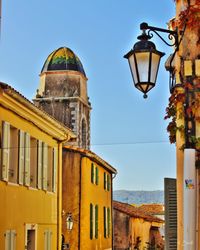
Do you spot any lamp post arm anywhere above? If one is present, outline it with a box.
[140,22,179,48]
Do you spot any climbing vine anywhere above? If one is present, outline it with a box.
[165,81,200,148]
[165,1,200,147]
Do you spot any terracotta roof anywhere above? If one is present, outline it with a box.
[136,204,164,216]
[113,201,164,223]
[63,145,117,174]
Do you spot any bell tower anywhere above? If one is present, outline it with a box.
[33,47,91,149]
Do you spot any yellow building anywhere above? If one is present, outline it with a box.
[62,146,117,250]
[0,82,75,250]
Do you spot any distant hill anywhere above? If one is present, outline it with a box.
[113,190,164,205]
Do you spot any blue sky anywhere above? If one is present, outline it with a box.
[0,0,176,190]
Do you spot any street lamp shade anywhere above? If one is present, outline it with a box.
[66,214,73,231]
[124,30,165,98]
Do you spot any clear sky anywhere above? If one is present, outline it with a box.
[0,0,176,191]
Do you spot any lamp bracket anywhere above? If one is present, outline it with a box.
[140,22,179,49]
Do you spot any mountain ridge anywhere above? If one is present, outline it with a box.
[113,190,164,205]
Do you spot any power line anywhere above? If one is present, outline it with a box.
[91,140,170,146]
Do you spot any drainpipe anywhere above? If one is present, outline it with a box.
[78,155,83,250]
[58,142,63,250]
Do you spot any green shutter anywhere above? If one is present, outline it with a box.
[104,173,106,189]
[95,205,98,239]
[108,207,111,237]
[104,206,106,238]
[95,167,99,185]
[90,203,93,239]
[91,163,94,183]
[107,174,111,191]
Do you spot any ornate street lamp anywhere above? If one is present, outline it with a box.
[124,22,179,98]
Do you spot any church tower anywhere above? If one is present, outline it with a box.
[33,47,91,149]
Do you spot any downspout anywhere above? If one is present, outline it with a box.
[112,172,117,249]
[78,155,83,250]
[58,142,63,250]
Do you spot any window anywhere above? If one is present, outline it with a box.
[1,122,19,183]
[5,230,16,250]
[90,204,98,239]
[37,142,57,192]
[9,125,18,183]
[104,172,111,191]
[91,163,99,185]
[104,207,111,238]
[81,119,87,148]
[44,230,52,250]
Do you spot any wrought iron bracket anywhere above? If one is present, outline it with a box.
[140,22,179,49]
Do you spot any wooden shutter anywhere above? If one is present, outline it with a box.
[5,230,10,250]
[95,167,99,185]
[18,130,25,184]
[44,230,48,250]
[164,178,177,250]
[95,205,98,239]
[52,147,57,192]
[24,133,30,186]
[42,143,48,190]
[104,173,106,190]
[104,206,107,238]
[91,163,94,183]
[2,121,10,181]
[107,207,111,237]
[90,203,93,239]
[107,174,111,191]
[37,140,42,189]
[10,230,16,250]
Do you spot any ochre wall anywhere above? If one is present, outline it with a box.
[0,105,60,249]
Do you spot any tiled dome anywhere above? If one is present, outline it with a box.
[41,47,86,76]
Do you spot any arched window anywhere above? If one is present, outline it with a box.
[81,119,87,148]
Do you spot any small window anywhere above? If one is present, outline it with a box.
[5,230,16,250]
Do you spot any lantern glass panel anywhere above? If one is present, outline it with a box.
[128,53,138,84]
[135,52,150,82]
[150,53,161,83]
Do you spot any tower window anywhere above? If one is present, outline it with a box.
[81,119,87,148]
